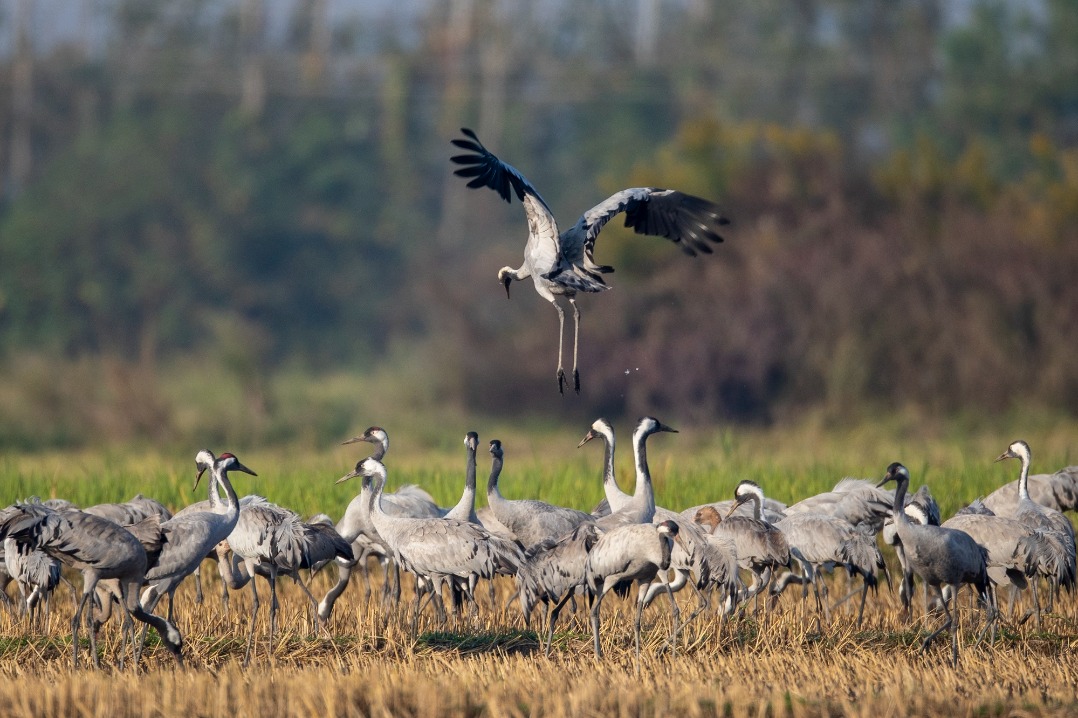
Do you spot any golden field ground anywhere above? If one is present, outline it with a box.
[0,570,1076,718]
[0,419,1077,717]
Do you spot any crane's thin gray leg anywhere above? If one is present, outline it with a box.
[410,576,426,636]
[71,588,93,669]
[268,566,280,659]
[663,576,682,657]
[951,593,960,668]
[192,564,204,605]
[590,586,607,659]
[553,300,568,394]
[634,582,646,673]
[545,590,576,657]
[856,576,869,628]
[569,298,581,394]
[681,579,712,633]
[921,586,953,657]
[243,567,260,667]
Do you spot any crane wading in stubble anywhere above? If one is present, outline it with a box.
[450,128,730,394]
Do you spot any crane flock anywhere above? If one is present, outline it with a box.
[2,421,1076,670]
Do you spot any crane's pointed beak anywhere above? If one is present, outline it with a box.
[234,462,257,477]
[724,496,745,519]
[875,477,891,489]
[577,430,598,448]
[502,274,512,299]
[336,469,361,485]
[658,423,678,434]
[194,467,207,492]
[994,451,1013,463]
[342,436,365,446]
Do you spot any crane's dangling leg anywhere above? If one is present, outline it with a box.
[553,300,568,394]
[570,298,581,394]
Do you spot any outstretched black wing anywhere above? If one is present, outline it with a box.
[450,128,547,208]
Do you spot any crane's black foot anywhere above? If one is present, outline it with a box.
[573,369,580,394]
[557,369,567,394]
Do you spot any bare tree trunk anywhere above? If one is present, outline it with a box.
[301,0,330,93]
[240,0,266,117]
[434,0,476,248]
[9,0,35,199]
[477,0,509,139]
[634,0,658,67]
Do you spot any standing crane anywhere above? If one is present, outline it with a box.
[771,511,883,628]
[515,522,602,656]
[0,502,183,669]
[584,520,681,666]
[877,463,995,667]
[137,451,255,624]
[319,426,443,619]
[487,439,595,548]
[445,432,481,524]
[3,534,60,626]
[705,480,791,605]
[349,457,520,632]
[581,417,676,528]
[982,463,1078,515]
[995,440,1076,608]
[216,489,352,666]
[444,431,523,612]
[450,128,729,394]
[941,510,1048,625]
[881,486,943,618]
[580,417,726,630]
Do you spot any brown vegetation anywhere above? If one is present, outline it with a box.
[1,567,1076,717]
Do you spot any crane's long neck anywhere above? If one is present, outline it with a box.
[216,543,250,590]
[366,466,396,542]
[631,426,657,517]
[1017,450,1032,501]
[357,476,374,523]
[216,467,238,511]
[600,430,629,506]
[369,440,387,462]
[206,468,224,510]
[892,476,910,526]
[746,493,762,522]
[210,465,240,520]
[450,443,478,521]
[487,453,505,503]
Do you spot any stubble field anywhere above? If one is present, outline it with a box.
[1,418,1076,717]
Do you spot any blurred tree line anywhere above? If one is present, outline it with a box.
[0,0,1076,447]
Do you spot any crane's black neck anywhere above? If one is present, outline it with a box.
[488,451,503,496]
[744,492,762,522]
[465,444,477,492]
[633,427,655,492]
[891,475,910,524]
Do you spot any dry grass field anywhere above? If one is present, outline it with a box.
[1,420,1077,717]
[0,570,1076,718]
